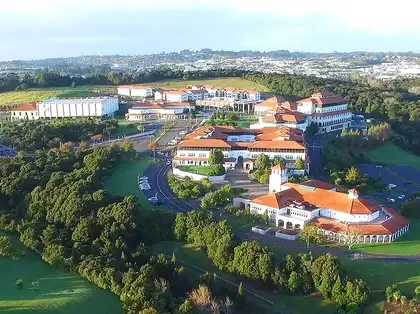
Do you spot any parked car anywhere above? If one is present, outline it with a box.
[387,198,395,203]
[388,184,397,189]
[140,183,151,190]
[397,195,406,200]
[175,136,182,140]
[168,140,177,145]
[139,176,148,180]
[148,196,161,204]
[166,160,171,165]
[179,130,187,135]
[376,165,383,168]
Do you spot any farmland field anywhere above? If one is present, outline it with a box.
[0,232,123,314]
[146,77,269,91]
[0,85,117,108]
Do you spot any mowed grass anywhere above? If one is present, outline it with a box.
[178,165,218,176]
[365,143,420,170]
[0,233,123,314]
[146,77,269,91]
[104,157,168,216]
[352,219,420,255]
[0,85,117,108]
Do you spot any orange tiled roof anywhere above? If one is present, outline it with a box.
[255,101,279,109]
[248,141,305,150]
[13,103,37,111]
[178,139,231,148]
[312,90,334,98]
[266,96,286,103]
[272,164,285,170]
[311,109,351,117]
[301,180,336,191]
[280,101,297,111]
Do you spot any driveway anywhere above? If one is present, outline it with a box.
[218,170,268,198]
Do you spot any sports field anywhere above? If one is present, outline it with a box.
[104,157,168,215]
[0,233,123,314]
[0,85,116,108]
[146,77,269,91]
[365,143,420,170]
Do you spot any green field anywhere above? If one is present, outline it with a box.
[146,77,269,91]
[104,157,168,216]
[0,233,123,314]
[0,85,116,108]
[178,165,219,176]
[365,143,420,170]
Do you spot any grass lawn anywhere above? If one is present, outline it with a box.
[365,143,420,170]
[146,77,269,91]
[236,121,251,128]
[223,213,255,230]
[115,121,138,136]
[0,85,116,108]
[178,165,218,176]
[104,157,168,216]
[0,232,123,314]
[352,219,420,255]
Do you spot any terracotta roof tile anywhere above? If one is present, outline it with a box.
[178,139,231,148]
[12,103,37,111]
[311,109,351,117]
[301,180,336,190]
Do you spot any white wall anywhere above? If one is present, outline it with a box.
[117,87,131,96]
[37,98,118,118]
[319,208,379,222]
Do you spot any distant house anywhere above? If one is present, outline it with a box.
[125,102,194,121]
[10,103,38,120]
[117,85,153,97]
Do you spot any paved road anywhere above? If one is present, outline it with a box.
[156,119,196,148]
[145,154,420,262]
[307,134,325,179]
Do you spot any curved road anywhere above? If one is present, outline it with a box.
[144,155,420,263]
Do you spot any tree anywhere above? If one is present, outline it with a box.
[238,282,244,297]
[300,224,322,249]
[287,271,300,293]
[137,124,145,132]
[16,279,23,289]
[400,295,407,307]
[332,277,346,307]
[208,149,224,166]
[71,81,77,88]
[273,156,286,168]
[0,236,13,257]
[401,199,420,219]
[342,227,362,250]
[255,154,271,171]
[393,290,402,304]
[295,157,305,170]
[345,167,360,185]
[385,285,397,303]
[415,286,420,297]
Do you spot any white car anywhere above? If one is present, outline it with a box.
[376,165,383,168]
[167,140,176,145]
[397,195,406,200]
[139,179,148,184]
[140,183,151,190]
[139,176,148,180]
[166,160,171,165]
[387,198,395,203]
[179,130,187,135]
[388,184,397,189]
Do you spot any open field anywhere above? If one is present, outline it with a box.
[0,232,123,314]
[104,157,168,216]
[365,143,420,170]
[0,85,117,108]
[152,240,336,314]
[146,77,270,91]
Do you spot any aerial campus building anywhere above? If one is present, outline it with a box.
[173,125,309,171]
[10,97,119,120]
[234,165,410,243]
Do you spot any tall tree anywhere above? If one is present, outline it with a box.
[208,149,224,166]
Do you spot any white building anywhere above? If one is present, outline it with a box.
[250,108,308,132]
[37,97,119,118]
[173,125,308,170]
[155,90,190,103]
[117,85,153,97]
[296,90,352,133]
[10,103,38,120]
[126,102,194,121]
[236,166,410,243]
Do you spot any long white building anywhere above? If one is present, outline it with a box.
[11,97,119,120]
[126,102,194,120]
[118,85,154,97]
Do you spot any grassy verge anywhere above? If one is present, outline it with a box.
[365,143,420,170]
[104,157,168,216]
[0,232,123,314]
[145,77,269,91]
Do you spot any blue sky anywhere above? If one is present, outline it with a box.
[1,0,420,61]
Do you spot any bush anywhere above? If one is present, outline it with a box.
[208,164,225,176]
[168,175,214,199]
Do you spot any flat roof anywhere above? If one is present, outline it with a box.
[40,97,117,104]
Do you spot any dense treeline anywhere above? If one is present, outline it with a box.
[0,119,118,150]
[0,69,248,93]
[0,143,247,313]
[174,211,370,313]
[245,73,420,155]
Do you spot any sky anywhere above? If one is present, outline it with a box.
[1,0,420,61]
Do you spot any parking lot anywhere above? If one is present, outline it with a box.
[359,163,420,205]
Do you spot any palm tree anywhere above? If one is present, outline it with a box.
[137,124,145,133]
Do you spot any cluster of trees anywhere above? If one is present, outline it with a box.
[225,205,269,226]
[401,199,420,218]
[288,174,309,184]
[168,175,214,199]
[0,119,118,150]
[329,166,385,193]
[251,154,289,184]
[174,211,370,313]
[0,143,218,313]
[200,184,246,210]
[207,149,226,176]
[0,236,13,257]
[384,284,420,313]
[207,112,239,127]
